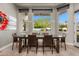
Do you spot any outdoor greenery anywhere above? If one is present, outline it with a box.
[59,24,67,31]
[34,17,68,32]
[34,18,51,28]
[33,16,68,32]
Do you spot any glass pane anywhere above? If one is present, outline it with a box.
[75,12,79,42]
[32,15,52,32]
[58,11,68,32]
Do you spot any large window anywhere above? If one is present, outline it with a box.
[32,15,52,32]
[58,11,68,32]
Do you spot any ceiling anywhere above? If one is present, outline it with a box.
[15,3,63,8]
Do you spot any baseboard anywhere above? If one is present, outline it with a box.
[0,43,12,51]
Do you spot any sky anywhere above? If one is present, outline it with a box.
[58,12,68,24]
[32,15,51,21]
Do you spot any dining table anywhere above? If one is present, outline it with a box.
[14,34,64,53]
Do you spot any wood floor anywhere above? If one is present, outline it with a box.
[0,45,79,56]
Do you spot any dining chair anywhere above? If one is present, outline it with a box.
[43,35,53,54]
[12,33,18,50]
[43,33,49,35]
[60,37,66,50]
[32,33,37,35]
[27,35,38,54]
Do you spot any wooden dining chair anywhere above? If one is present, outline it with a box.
[43,33,49,35]
[32,33,36,35]
[43,35,53,54]
[27,35,38,54]
[12,33,18,50]
[60,37,66,50]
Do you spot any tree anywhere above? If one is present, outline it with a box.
[34,18,51,28]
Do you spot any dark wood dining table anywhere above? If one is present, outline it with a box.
[15,35,63,53]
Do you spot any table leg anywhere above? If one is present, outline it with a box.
[24,38,27,47]
[56,39,60,53]
[19,38,22,53]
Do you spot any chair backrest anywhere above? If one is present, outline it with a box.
[28,35,37,46]
[32,33,37,35]
[43,33,49,35]
[12,33,18,42]
[61,37,65,42]
[43,35,52,46]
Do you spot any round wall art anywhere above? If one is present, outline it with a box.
[0,11,9,30]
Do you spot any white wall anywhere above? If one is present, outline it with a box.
[0,3,17,48]
[74,4,79,11]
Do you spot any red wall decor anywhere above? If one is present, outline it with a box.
[0,11,9,30]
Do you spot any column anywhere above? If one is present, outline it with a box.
[27,8,33,34]
[28,8,33,21]
[17,12,25,35]
[50,12,53,35]
[51,8,58,36]
[67,4,75,44]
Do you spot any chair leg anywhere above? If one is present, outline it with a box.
[12,42,14,50]
[36,46,38,54]
[43,46,44,55]
[64,43,66,50]
[52,45,53,54]
[53,42,55,49]
[27,46,28,54]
